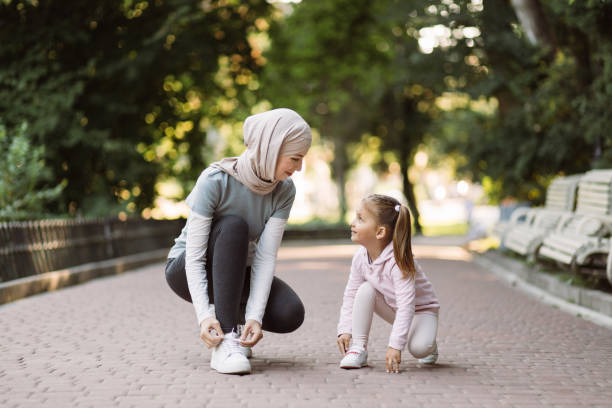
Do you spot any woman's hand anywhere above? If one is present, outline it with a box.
[385,347,401,373]
[200,317,224,349]
[337,333,351,355]
[240,319,263,347]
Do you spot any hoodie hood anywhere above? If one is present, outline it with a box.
[364,241,396,282]
[369,241,395,266]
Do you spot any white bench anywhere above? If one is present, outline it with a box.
[608,242,612,286]
[492,207,535,243]
[504,210,569,260]
[538,169,612,284]
[494,174,582,248]
[544,175,582,211]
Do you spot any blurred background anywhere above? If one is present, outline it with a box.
[1,0,611,236]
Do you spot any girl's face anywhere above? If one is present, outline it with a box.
[350,201,381,246]
[274,154,304,181]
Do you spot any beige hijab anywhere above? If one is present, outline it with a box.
[211,108,312,195]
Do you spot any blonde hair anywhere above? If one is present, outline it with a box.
[363,194,416,280]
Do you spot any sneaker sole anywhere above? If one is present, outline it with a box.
[418,354,438,365]
[210,360,251,374]
[339,363,367,369]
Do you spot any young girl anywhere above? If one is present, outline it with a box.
[337,194,440,373]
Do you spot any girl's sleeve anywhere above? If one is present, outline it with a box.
[185,212,214,325]
[337,252,365,336]
[245,217,287,324]
[388,267,416,350]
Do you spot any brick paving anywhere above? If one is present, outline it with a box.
[1,238,612,407]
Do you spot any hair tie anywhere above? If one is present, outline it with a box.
[394,204,400,212]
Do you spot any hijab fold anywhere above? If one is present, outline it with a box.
[211,109,312,195]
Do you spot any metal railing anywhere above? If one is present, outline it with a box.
[0,218,184,282]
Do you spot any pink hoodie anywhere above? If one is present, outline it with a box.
[337,242,440,350]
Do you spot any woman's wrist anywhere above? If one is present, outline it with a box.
[199,315,216,328]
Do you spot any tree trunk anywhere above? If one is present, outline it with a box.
[510,0,556,49]
[399,148,422,235]
[333,141,349,223]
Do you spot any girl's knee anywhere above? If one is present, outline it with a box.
[409,340,436,359]
[356,281,376,298]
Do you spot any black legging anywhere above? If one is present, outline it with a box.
[165,215,305,334]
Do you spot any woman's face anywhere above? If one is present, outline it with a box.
[274,154,304,181]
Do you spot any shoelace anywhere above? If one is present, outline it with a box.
[219,330,243,357]
[346,345,365,356]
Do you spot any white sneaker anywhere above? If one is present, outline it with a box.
[340,345,368,369]
[240,344,252,359]
[418,343,438,365]
[210,332,251,374]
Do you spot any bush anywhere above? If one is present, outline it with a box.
[0,123,63,220]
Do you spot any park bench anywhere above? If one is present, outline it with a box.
[537,169,612,285]
[543,174,582,211]
[504,209,570,260]
[493,174,581,248]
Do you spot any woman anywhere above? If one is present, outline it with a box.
[165,108,312,375]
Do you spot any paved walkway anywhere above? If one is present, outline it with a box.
[2,239,612,407]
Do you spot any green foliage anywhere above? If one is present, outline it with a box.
[263,0,447,222]
[263,0,397,219]
[428,0,612,204]
[0,0,271,217]
[5,0,609,219]
[264,0,389,119]
[0,123,63,220]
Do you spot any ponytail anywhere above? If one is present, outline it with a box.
[392,205,416,280]
[363,194,416,280]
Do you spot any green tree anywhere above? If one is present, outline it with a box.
[365,2,457,233]
[263,0,391,221]
[1,0,271,216]
[427,0,612,203]
[0,123,63,220]
[265,0,457,230]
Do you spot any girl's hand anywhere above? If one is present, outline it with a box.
[240,319,263,347]
[385,347,401,373]
[200,317,224,349]
[337,333,352,355]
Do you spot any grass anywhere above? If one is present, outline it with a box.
[288,220,471,237]
[466,237,500,253]
[421,223,469,236]
[537,264,611,292]
[498,250,612,294]
[287,218,348,230]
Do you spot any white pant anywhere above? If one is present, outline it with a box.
[352,281,438,358]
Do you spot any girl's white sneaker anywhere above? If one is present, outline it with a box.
[340,345,368,369]
[418,343,438,365]
[210,332,251,374]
